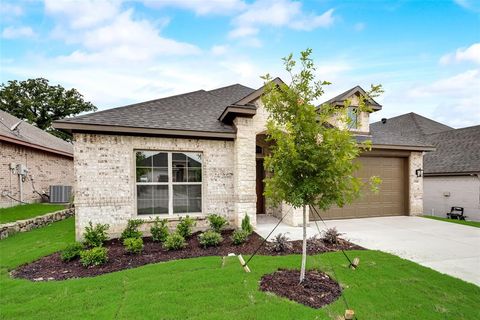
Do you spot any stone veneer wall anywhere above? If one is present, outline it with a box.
[408,151,424,215]
[0,141,73,208]
[0,208,74,239]
[73,133,236,240]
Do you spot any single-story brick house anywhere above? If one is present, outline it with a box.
[371,113,480,221]
[53,79,433,239]
[0,110,74,207]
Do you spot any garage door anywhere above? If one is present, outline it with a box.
[310,156,407,220]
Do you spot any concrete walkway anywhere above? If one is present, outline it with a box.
[256,215,480,286]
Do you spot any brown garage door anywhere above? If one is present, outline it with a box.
[311,156,407,220]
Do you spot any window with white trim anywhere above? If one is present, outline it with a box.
[135,151,202,215]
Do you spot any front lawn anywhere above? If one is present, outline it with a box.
[1,218,479,319]
[422,215,480,228]
[0,203,66,224]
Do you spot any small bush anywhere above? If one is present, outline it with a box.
[176,216,196,238]
[83,222,109,248]
[207,214,227,233]
[80,247,108,267]
[231,229,249,245]
[150,217,169,243]
[123,237,144,254]
[269,233,292,252]
[322,227,343,244]
[121,219,143,240]
[61,242,84,262]
[163,232,187,251]
[306,234,324,251]
[241,214,253,235]
[198,230,223,248]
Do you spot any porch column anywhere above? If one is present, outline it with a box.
[233,117,257,227]
[409,151,424,215]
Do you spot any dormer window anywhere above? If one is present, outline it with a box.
[347,107,358,129]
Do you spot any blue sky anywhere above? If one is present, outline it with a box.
[1,0,479,127]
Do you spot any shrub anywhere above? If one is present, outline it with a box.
[306,234,324,251]
[269,233,292,252]
[198,230,223,248]
[176,216,196,238]
[123,237,144,254]
[121,219,143,240]
[150,217,169,243]
[241,214,253,235]
[163,232,187,251]
[207,214,227,233]
[231,229,249,245]
[61,242,84,262]
[83,222,109,248]
[80,247,108,267]
[322,227,343,244]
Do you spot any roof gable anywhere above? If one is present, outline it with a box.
[321,85,382,111]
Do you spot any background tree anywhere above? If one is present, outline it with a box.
[0,78,96,140]
[262,49,382,283]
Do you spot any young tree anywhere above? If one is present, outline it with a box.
[262,49,381,283]
[0,78,96,140]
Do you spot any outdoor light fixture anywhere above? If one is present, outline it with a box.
[415,168,423,177]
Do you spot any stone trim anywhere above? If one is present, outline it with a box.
[0,208,74,240]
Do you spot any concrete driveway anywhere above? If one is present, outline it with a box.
[256,215,480,286]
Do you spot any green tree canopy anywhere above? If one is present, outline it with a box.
[262,49,382,282]
[0,78,97,140]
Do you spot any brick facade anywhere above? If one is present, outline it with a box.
[0,141,74,207]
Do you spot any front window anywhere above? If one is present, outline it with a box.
[347,107,358,129]
[135,151,202,215]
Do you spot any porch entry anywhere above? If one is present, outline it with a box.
[256,158,265,215]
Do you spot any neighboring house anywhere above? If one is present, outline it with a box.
[53,80,433,240]
[371,113,480,221]
[0,110,74,208]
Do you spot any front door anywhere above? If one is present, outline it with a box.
[256,159,265,215]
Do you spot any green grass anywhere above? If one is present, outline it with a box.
[422,215,480,228]
[1,218,479,319]
[0,203,66,224]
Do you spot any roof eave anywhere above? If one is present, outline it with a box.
[218,105,257,124]
[372,144,436,152]
[0,133,73,158]
[53,121,236,140]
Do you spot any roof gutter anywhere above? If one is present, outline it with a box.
[53,122,236,139]
[0,133,73,158]
[372,144,436,152]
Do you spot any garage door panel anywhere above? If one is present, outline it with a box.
[311,156,407,220]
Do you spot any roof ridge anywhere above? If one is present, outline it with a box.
[426,124,480,136]
[56,89,207,122]
[208,83,253,93]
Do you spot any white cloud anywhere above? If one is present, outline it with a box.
[440,43,480,65]
[354,22,365,32]
[0,2,23,17]
[454,0,480,12]
[44,0,121,29]
[1,26,35,39]
[142,0,246,15]
[230,0,335,38]
[408,69,480,98]
[211,45,228,55]
[45,4,200,63]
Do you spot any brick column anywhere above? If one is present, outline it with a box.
[409,151,424,215]
[233,117,257,227]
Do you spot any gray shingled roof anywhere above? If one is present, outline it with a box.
[0,110,73,156]
[370,112,450,147]
[55,84,255,134]
[424,125,480,174]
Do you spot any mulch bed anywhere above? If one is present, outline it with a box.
[12,230,363,281]
[260,269,342,309]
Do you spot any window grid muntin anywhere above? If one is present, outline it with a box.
[135,150,202,216]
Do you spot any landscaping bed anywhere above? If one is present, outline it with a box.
[260,269,342,309]
[12,230,362,281]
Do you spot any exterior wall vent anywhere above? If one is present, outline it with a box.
[49,185,72,203]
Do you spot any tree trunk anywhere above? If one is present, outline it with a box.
[299,205,307,283]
